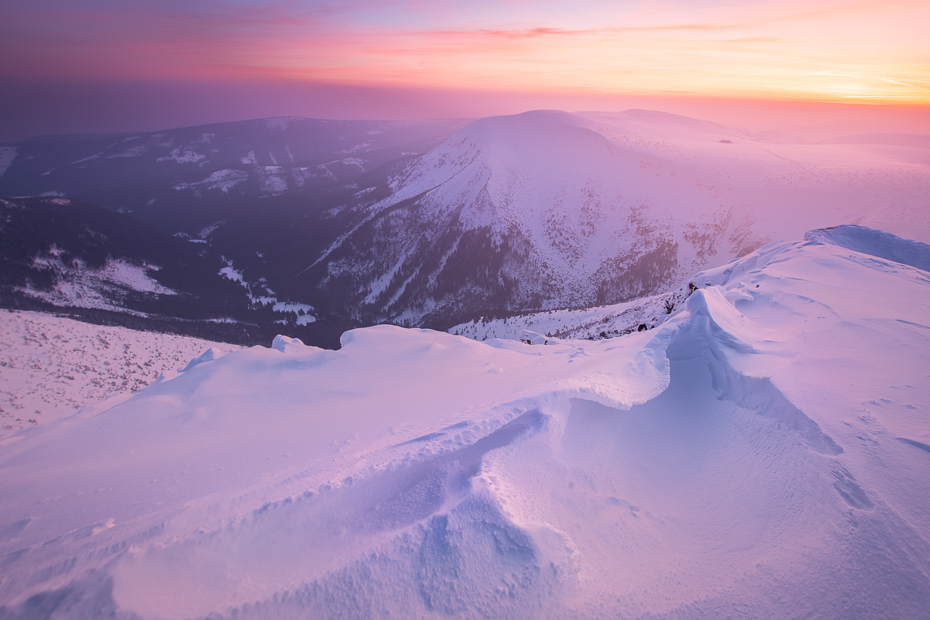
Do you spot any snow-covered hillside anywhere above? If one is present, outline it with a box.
[0,117,469,233]
[0,310,241,434]
[4,111,928,345]
[449,286,691,343]
[1,225,928,618]
[0,196,328,346]
[296,109,930,329]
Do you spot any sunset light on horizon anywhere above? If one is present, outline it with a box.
[1,0,928,139]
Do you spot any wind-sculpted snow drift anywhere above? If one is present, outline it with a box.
[0,226,929,619]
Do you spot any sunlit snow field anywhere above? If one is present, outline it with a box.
[1,226,928,618]
[0,311,241,434]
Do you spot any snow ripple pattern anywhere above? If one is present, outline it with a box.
[1,226,929,619]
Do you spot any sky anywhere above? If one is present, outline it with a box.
[1,0,928,140]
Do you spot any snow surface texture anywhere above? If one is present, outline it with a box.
[449,286,691,343]
[23,258,176,315]
[0,310,242,434]
[1,226,929,618]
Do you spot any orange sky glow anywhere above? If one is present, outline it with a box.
[253,3,930,105]
[2,0,928,104]
[0,0,927,139]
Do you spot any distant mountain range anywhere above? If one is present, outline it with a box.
[2,112,928,346]
[0,196,301,344]
[0,117,469,232]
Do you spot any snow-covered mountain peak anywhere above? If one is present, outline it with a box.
[285,108,930,333]
[386,110,630,247]
[350,109,766,316]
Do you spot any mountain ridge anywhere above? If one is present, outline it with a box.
[3,110,929,346]
[1,225,927,618]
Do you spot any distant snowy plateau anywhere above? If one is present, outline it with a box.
[1,225,929,619]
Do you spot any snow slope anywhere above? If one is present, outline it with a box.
[448,226,930,344]
[0,226,928,618]
[581,110,930,245]
[0,310,242,434]
[300,110,930,329]
[23,258,177,315]
[448,286,691,342]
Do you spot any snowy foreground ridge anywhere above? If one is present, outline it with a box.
[1,226,929,618]
[0,311,242,434]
